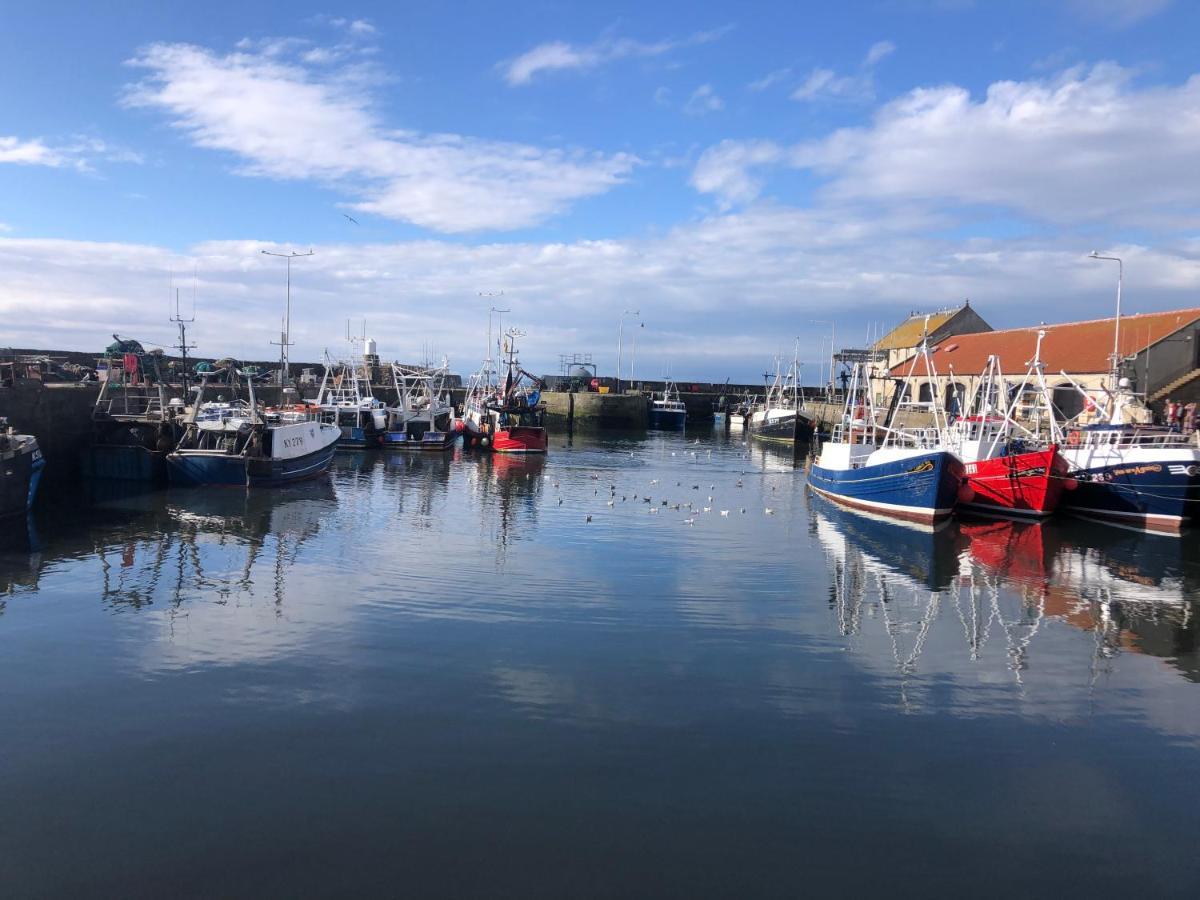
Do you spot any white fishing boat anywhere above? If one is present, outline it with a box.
[384,360,457,451]
[313,348,387,449]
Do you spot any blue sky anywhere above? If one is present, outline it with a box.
[2,0,1199,380]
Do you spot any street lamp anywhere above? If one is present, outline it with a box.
[631,320,645,388]
[617,309,639,393]
[1089,251,1124,383]
[479,292,507,368]
[262,248,314,386]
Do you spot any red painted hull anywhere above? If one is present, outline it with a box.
[491,426,547,454]
[961,447,1069,517]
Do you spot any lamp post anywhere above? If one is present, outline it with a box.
[1089,251,1124,385]
[811,319,836,400]
[262,249,314,386]
[617,309,639,393]
[631,320,644,388]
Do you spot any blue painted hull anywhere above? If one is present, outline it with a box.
[82,444,166,482]
[809,450,964,524]
[1061,461,1200,532]
[648,408,686,430]
[337,425,380,449]
[1,441,43,518]
[166,442,337,487]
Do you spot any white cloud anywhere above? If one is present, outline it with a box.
[0,222,12,233]
[683,84,724,116]
[501,26,730,86]
[1065,0,1172,27]
[122,41,637,233]
[865,41,896,66]
[790,40,896,103]
[699,63,1200,228]
[691,139,784,207]
[653,86,672,106]
[6,213,1198,382]
[0,134,142,171]
[748,68,792,92]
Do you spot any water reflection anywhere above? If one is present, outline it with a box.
[813,495,1200,694]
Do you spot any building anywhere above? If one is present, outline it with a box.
[872,301,993,372]
[888,306,1200,421]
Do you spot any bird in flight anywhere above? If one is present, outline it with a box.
[342,213,360,225]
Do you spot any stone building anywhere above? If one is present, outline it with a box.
[888,307,1200,421]
[872,301,993,372]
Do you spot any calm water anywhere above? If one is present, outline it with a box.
[2,429,1198,897]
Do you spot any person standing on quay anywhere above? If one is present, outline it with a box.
[1183,401,1197,435]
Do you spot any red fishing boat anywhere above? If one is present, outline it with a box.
[942,349,1074,517]
[460,327,548,454]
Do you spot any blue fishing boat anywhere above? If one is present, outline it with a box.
[809,362,965,524]
[1,418,43,517]
[166,372,340,487]
[648,379,687,429]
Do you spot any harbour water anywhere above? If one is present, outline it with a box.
[2,429,1198,896]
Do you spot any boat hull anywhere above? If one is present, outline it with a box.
[383,429,457,451]
[751,410,816,444]
[491,426,548,454]
[167,441,338,487]
[335,425,381,449]
[809,450,965,524]
[1059,456,1200,533]
[960,447,1069,517]
[648,408,686,430]
[1,438,43,518]
[82,444,167,482]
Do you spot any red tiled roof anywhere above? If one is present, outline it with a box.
[891,307,1200,377]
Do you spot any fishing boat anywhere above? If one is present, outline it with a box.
[728,392,758,430]
[648,379,687,429]
[313,350,387,449]
[383,361,457,451]
[166,371,339,487]
[748,348,816,444]
[82,337,187,481]
[1,418,43,518]
[940,343,1072,518]
[461,328,548,454]
[809,357,966,524]
[1056,398,1200,532]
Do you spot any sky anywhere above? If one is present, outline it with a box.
[2,0,1199,382]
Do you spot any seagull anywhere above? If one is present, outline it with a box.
[342,213,360,225]
[764,507,775,515]
[740,508,746,514]
[720,510,730,517]
[650,479,659,485]
[703,506,712,513]
[586,515,592,523]
[607,500,614,507]
[683,517,696,525]
[707,495,713,502]
[649,507,658,514]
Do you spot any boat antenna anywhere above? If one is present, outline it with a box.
[170,283,197,391]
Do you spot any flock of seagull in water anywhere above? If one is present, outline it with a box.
[530,440,781,526]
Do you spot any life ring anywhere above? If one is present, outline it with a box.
[1067,431,1080,447]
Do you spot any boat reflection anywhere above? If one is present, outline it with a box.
[816,501,1200,690]
[462,452,547,566]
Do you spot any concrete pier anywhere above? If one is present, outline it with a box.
[542,391,647,430]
